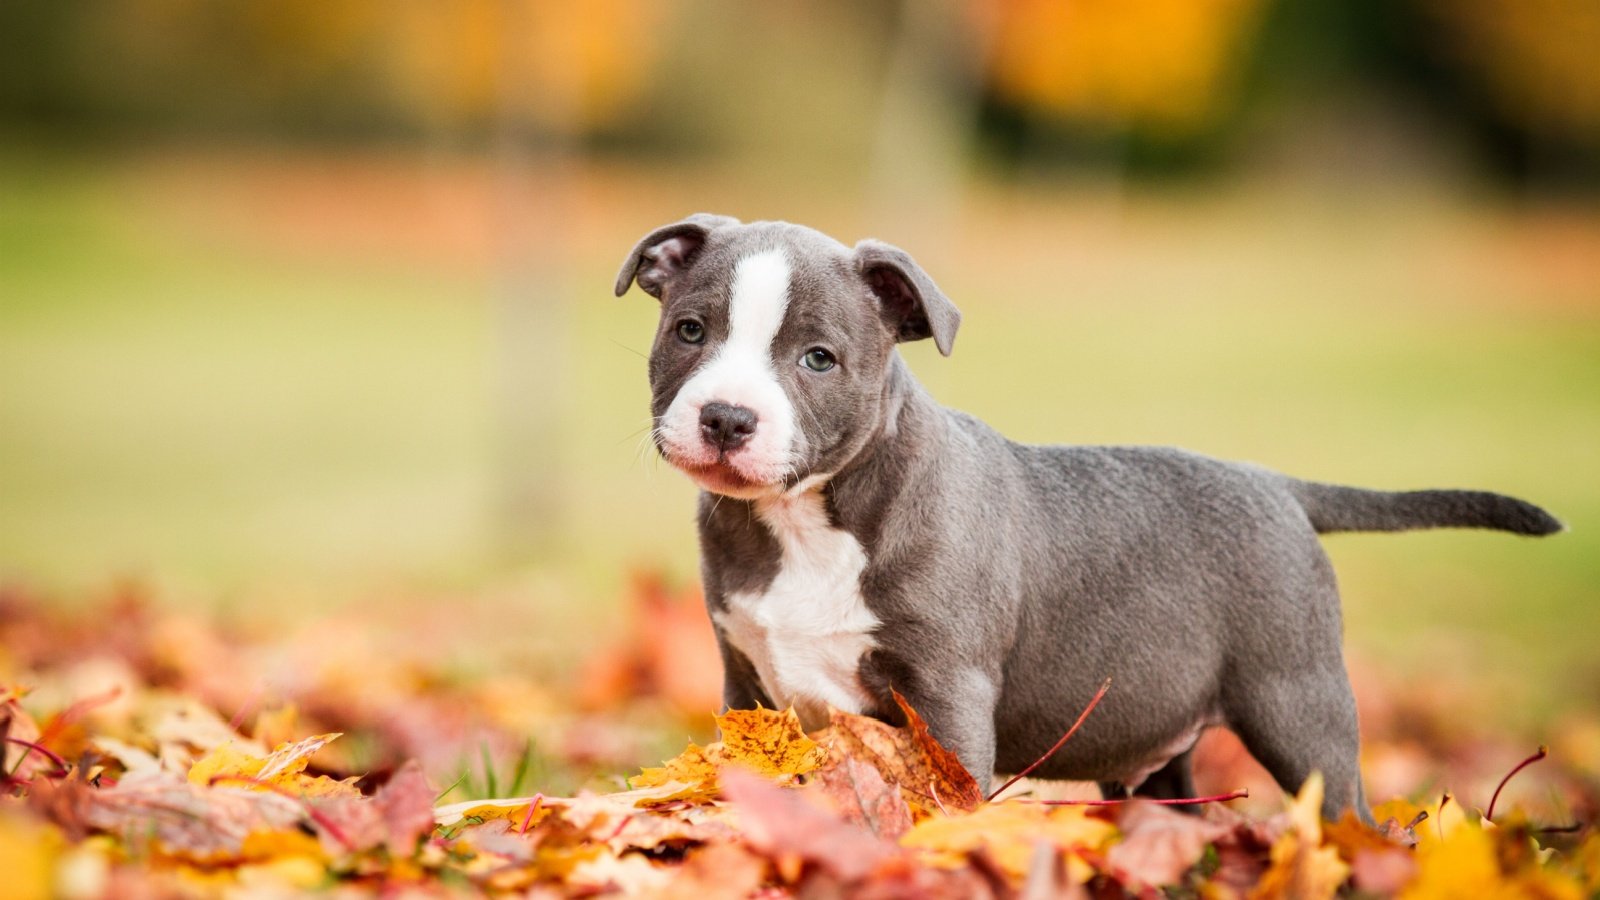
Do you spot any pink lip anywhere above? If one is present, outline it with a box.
[679,460,760,493]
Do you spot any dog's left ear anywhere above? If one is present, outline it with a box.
[614,213,740,300]
[855,239,962,356]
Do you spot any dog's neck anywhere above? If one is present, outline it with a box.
[816,355,948,538]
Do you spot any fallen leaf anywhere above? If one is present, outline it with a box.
[721,765,898,885]
[188,733,358,799]
[823,702,983,818]
[372,759,437,856]
[629,707,826,804]
[434,795,549,829]
[809,753,914,840]
[717,707,829,777]
[1323,809,1418,894]
[77,775,307,860]
[0,811,60,900]
[1103,799,1228,888]
[655,842,769,900]
[901,801,1114,883]
[1248,773,1349,900]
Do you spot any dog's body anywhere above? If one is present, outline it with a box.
[615,215,1562,821]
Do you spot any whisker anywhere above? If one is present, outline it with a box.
[610,339,649,361]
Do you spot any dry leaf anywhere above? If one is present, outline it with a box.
[823,702,982,818]
[721,766,898,884]
[1248,773,1350,900]
[1104,799,1229,888]
[630,706,825,804]
[809,753,914,840]
[901,802,1114,883]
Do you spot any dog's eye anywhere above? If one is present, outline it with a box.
[675,320,705,344]
[800,348,836,372]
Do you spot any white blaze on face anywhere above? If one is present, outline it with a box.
[659,249,799,494]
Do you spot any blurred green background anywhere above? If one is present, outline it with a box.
[1,1,1596,721]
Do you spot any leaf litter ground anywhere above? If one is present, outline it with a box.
[2,576,1598,898]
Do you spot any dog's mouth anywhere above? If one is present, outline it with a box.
[660,449,791,499]
[676,459,765,496]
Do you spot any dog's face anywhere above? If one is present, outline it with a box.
[616,216,960,499]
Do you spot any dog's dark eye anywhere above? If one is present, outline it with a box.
[676,320,705,344]
[801,348,836,372]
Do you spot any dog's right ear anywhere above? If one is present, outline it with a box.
[614,213,740,300]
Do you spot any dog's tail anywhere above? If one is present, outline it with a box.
[1288,480,1564,536]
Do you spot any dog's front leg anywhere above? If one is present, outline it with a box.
[895,666,1000,795]
[712,627,772,712]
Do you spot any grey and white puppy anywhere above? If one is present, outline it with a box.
[614,214,1562,821]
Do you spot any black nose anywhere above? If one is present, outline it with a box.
[699,402,758,452]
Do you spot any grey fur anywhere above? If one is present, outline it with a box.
[616,215,1563,823]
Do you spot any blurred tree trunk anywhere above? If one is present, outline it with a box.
[491,0,578,562]
[867,0,995,249]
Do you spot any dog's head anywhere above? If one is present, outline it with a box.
[615,214,960,499]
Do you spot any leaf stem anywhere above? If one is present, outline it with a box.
[987,676,1111,802]
[5,736,69,774]
[1486,746,1547,822]
[1015,788,1248,807]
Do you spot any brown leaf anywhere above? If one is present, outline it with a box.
[78,775,307,860]
[373,759,436,856]
[655,842,769,900]
[1103,799,1229,888]
[810,754,914,841]
[721,766,898,884]
[824,703,981,819]
[1206,806,1283,895]
[893,691,985,811]
[27,768,98,841]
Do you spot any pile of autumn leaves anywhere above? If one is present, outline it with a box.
[2,587,1598,898]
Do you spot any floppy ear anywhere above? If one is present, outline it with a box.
[855,238,962,356]
[614,213,740,299]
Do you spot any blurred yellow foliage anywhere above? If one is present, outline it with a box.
[981,0,1264,134]
[108,0,662,131]
[385,0,664,130]
[0,813,59,900]
[1422,0,1600,143]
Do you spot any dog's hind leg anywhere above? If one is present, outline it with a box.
[1225,668,1370,823]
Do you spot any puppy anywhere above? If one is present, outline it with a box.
[614,214,1562,820]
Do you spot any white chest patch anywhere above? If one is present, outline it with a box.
[712,490,879,729]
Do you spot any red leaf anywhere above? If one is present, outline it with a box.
[720,766,898,884]
[809,754,914,841]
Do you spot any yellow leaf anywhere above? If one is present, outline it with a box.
[629,707,826,804]
[1249,773,1349,900]
[0,813,60,900]
[188,742,264,786]
[632,742,718,794]
[236,854,327,891]
[433,796,551,829]
[1399,822,1500,900]
[1400,816,1587,900]
[238,828,326,863]
[188,733,355,798]
[901,802,1114,883]
[716,707,828,778]
[255,733,341,781]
